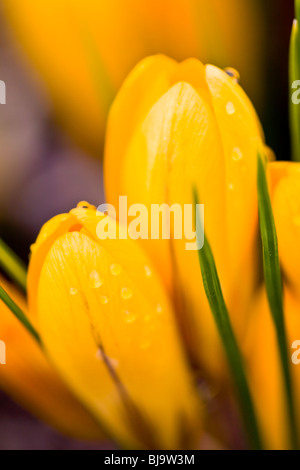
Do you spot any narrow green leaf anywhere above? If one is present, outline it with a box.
[296,0,300,26]
[0,285,41,346]
[0,238,27,293]
[257,152,298,449]
[290,1,300,161]
[289,17,300,162]
[193,191,263,450]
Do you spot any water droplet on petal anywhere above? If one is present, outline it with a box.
[77,201,95,210]
[110,264,122,276]
[144,266,152,277]
[69,287,78,296]
[229,183,234,191]
[123,310,136,323]
[156,304,163,314]
[226,102,236,115]
[232,147,243,162]
[100,295,109,305]
[225,67,240,84]
[121,287,133,300]
[89,270,103,289]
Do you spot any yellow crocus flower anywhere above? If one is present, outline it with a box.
[2,0,262,154]
[0,275,104,441]
[104,55,266,379]
[26,203,203,450]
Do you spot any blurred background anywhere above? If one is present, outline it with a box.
[0,0,295,449]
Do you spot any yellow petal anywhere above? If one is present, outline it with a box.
[245,287,300,450]
[123,79,228,374]
[105,54,177,210]
[34,218,202,449]
[205,64,263,271]
[0,276,103,441]
[28,212,78,320]
[268,161,300,296]
[105,57,267,378]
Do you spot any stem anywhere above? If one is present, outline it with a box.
[0,238,27,292]
[257,153,298,449]
[0,285,41,346]
[194,190,263,450]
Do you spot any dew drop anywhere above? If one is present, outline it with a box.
[232,147,243,162]
[69,287,78,296]
[121,287,133,300]
[123,310,136,323]
[110,264,122,276]
[77,201,95,210]
[156,304,163,314]
[229,183,234,191]
[144,265,152,277]
[226,102,236,115]
[225,67,240,84]
[100,295,109,305]
[89,270,103,289]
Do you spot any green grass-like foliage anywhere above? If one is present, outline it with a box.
[290,0,300,161]
[193,190,262,450]
[257,152,298,449]
[0,285,41,346]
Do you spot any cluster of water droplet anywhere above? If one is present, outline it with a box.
[69,263,163,325]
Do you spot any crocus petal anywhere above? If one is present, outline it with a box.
[32,212,202,449]
[245,288,300,450]
[28,213,78,318]
[205,65,263,272]
[104,56,267,379]
[122,79,229,375]
[105,54,177,209]
[268,162,300,297]
[0,276,104,441]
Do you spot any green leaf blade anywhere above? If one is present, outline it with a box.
[257,152,298,449]
[290,2,300,161]
[193,190,263,450]
[0,238,27,293]
[0,285,41,346]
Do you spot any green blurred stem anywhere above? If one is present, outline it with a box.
[194,191,263,450]
[257,153,298,449]
[289,18,300,162]
[0,285,41,346]
[0,238,27,293]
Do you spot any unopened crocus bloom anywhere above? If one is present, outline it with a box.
[0,275,104,441]
[104,55,266,379]
[2,0,262,154]
[245,162,300,450]
[26,204,203,449]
